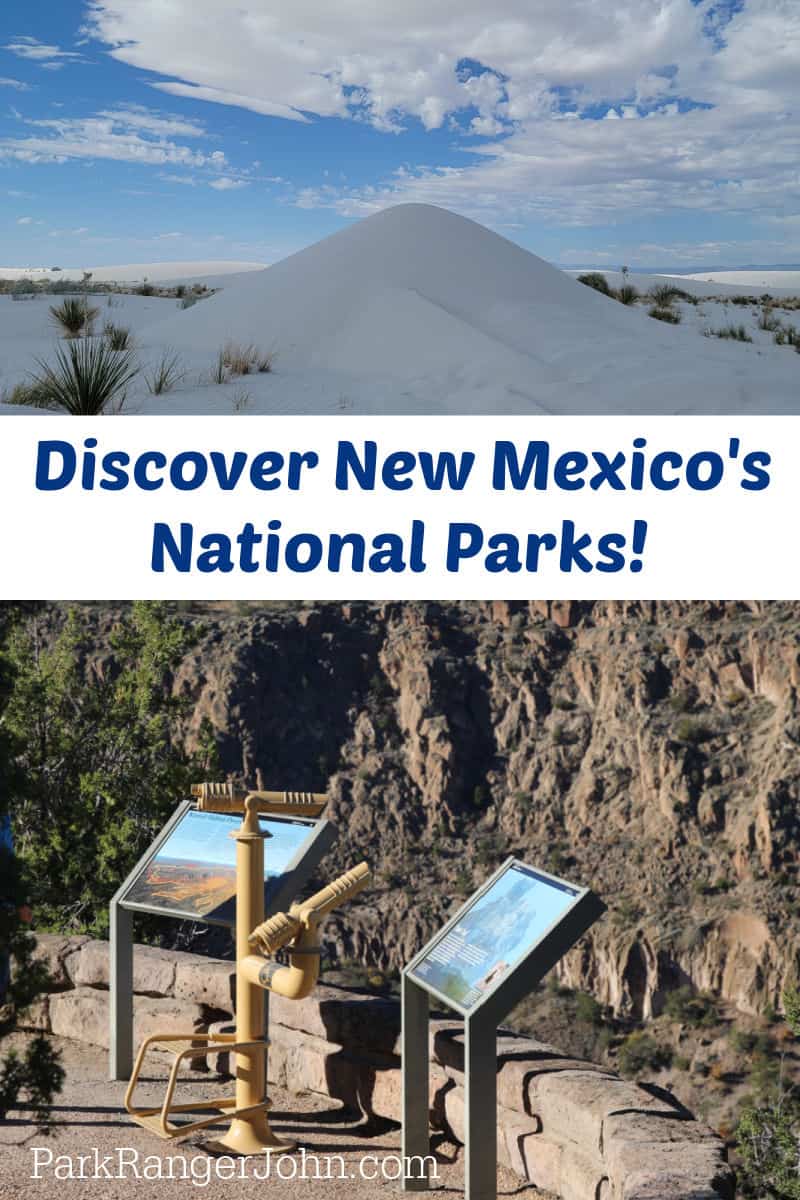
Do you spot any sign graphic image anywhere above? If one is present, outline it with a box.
[122,808,316,922]
[409,862,580,1010]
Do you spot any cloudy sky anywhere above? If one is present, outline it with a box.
[1,0,798,268]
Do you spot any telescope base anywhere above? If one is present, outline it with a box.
[204,1111,297,1157]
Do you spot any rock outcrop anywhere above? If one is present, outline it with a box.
[45,600,800,1021]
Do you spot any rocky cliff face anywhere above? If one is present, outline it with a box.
[72,600,800,1024]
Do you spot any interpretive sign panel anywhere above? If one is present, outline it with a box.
[120,806,323,924]
[402,857,604,1198]
[407,859,584,1013]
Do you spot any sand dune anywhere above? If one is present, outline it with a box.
[2,205,799,415]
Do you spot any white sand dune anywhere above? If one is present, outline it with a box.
[2,205,799,415]
[0,261,265,285]
[670,270,800,291]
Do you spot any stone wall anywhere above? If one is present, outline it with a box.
[27,935,735,1200]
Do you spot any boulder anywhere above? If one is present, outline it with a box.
[32,933,89,990]
[174,955,234,1015]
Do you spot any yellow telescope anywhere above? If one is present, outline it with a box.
[126,782,370,1156]
[191,781,327,818]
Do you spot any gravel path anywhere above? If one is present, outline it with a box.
[0,1035,547,1199]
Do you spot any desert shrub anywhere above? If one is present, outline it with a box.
[649,305,681,324]
[1,380,56,409]
[574,992,602,1026]
[174,284,186,298]
[729,294,754,306]
[774,325,799,348]
[103,321,132,350]
[616,284,640,305]
[139,278,154,296]
[735,988,800,1198]
[31,340,138,415]
[759,306,781,332]
[651,284,680,305]
[674,717,714,744]
[618,1032,672,1077]
[669,688,695,713]
[4,604,217,933]
[663,985,718,1027]
[49,297,99,338]
[145,349,185,395]
[706,324,753,342]
[577,272,612,296]
[221,341,274,376]
[180,294,199,309]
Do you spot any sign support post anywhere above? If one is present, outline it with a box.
[401,858,605,1200]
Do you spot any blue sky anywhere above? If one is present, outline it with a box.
[1,1,798,269]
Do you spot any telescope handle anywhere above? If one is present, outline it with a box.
[191,782,327,816]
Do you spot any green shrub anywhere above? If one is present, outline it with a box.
[31,339,138,415]
[648,305,681,324]
[577,272,611,295]
[616,284,640,306]
[574,992,602,1026]
[736,1097,800,1199]
[618,1032,672,1077]
[663,985,718,1027]
[674,717,714,744]
[651,284,680,306]
[706,324,753,343]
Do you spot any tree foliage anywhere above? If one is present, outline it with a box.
[5,602,216,933]
[735,987,800,1198]
[0,603,64,1133]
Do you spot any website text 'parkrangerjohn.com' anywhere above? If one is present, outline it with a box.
[31,1146,441,1187]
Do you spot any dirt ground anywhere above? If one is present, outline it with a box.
[0,1035,546,1199]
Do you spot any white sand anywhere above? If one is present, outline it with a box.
[667,270,800,291]
[0,261,266,285]
[2,204,799,416]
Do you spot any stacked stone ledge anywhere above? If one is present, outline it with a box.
[26,935,735,1200]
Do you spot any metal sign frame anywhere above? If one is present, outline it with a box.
[401,857,605,1200]
[109,800,337,1080]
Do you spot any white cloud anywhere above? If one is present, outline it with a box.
[209,176,249,190]
[0,76,31,91]
[16,216,32,224]
[81,0,799,237]
[0,105,229,170]
[152,81,311,124]
[4,36,83,69]
[83,0,722,130]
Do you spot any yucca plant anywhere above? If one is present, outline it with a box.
[103,321,133,350]
[49,297,99,338]
[145,349,185,395]
[31,340,138,414]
